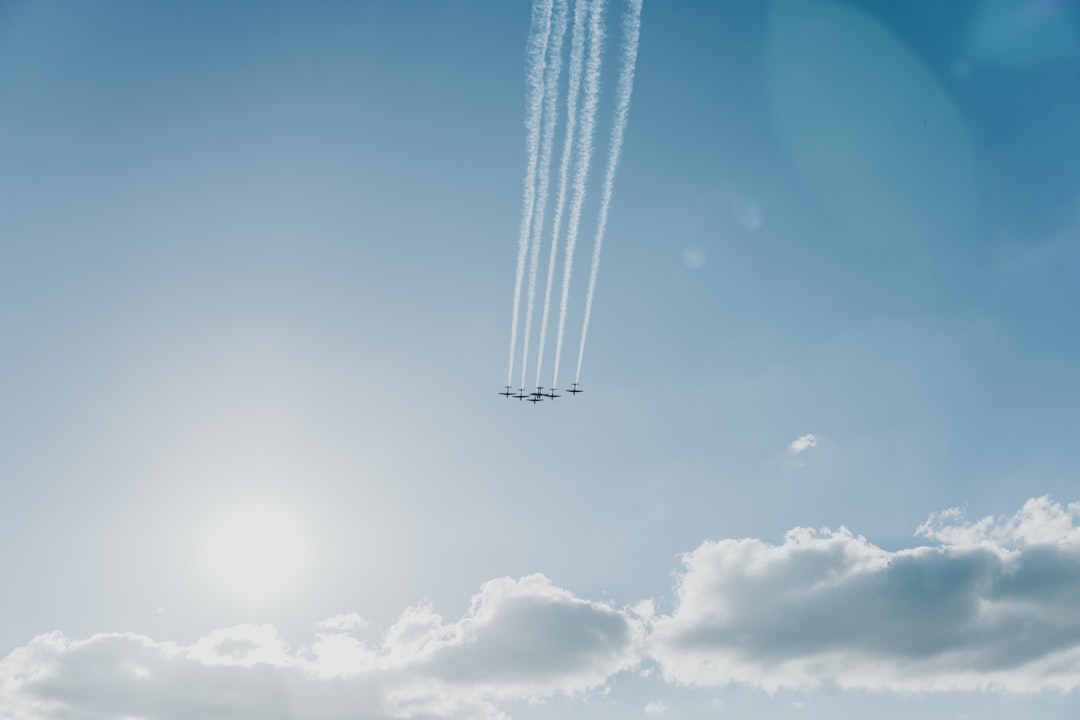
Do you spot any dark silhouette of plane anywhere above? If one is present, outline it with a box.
[499,386,514,397]
[567,383,582,395]
[513,388,529,400]
[543,388,560,399]
[526,393,544,403]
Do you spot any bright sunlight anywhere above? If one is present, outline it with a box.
[203,505,307,603]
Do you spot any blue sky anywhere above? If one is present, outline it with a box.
[3,0,1080,718]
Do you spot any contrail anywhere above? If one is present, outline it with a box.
[518,0,569,392]
[551,0,605,391]
[507,0,554,388]
[534,0,588,390]
[575,0,642,384]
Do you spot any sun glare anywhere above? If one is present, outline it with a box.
[204,505,307,602]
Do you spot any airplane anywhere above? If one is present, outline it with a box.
[513,388,529,400]
[499,386,514,397]
[543,388,561,399]
[531,386,546,398]
[566,383,582,395]
[526,393,544,403]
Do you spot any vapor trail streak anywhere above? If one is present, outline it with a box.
[534,0,588,390]
[507,0,554,388]
[551,0,606,390]
[519,0,569,391]
[575,0,642,384]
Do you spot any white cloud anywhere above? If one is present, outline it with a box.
[788,434,817,455]
[643,699,670,714]
[314,613,368,634]
[418,575,643,697]
[187,624,296,668]
[6,499,1080,718]
[0,575,641,720]
[651,498,1080,693]
[915,496,1080,548]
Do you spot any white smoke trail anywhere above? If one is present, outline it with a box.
[534,0,588,390]
[518,0,569,391]
[575,0,642,384]
[507,0,554,388]
[551,0,606,391]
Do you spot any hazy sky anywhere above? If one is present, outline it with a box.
[3,1,1080,718]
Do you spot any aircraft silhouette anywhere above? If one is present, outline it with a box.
[542,388,560,399]
[499,386,514,397]
[513,388,529,400]
[566,383,582,395]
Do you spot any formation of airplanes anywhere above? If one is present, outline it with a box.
[499,383,581,402]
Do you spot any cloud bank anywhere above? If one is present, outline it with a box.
[4,499,1080,718]
[1,575,641,720]
[651,496,1080,693]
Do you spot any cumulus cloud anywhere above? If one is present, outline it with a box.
[643,699,670,714]
[0,630,396,720]
[313,613,368,634]
[6,499,1080,718]
[650,498,1080,693]
[915,496,1080,548]
[0,575,641,720]
[787,434,817,455]
[419,575,641,696]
